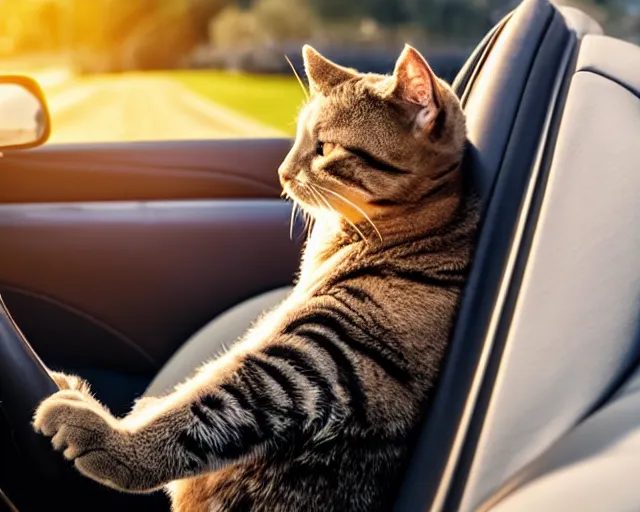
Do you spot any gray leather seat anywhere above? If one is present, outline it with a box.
[146,286,291,396]
[488,366,640,512]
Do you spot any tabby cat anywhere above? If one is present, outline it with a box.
[33,44,477,512]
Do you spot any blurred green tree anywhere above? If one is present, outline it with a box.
[212,0,315,48]
[210,5,263,49]
[253,0,317,40]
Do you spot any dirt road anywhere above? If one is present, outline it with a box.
[39,74,285,144]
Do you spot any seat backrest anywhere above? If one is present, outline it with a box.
[464,32,640,512]
[395,1,602,510]
[489,359,640,511]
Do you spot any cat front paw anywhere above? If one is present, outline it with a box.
[33,391,135,491]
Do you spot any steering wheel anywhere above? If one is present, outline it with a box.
[0,294,60,467]
[0,295,166,510]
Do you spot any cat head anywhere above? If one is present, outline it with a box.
[279,44,466,232]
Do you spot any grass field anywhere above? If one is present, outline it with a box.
[156,70,307,135]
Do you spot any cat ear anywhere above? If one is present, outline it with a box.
[390,45,443,130]
[303,45,357,96]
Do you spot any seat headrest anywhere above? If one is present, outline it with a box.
[456,0,570,200]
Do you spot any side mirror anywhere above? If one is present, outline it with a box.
[0,75,50,150]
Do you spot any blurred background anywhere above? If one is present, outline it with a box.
[0,0,638,143]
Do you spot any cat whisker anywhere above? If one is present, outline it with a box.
[303,208,314,238]
[289,202,298,241]
[308,184,369,244]
[303,194,316,235]
[298,205,312,242]
[311,184,383,243]
[291,182,315,239]
[285,55,310,101]
[307,185,330,214]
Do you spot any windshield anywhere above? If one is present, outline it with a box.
[0,0,636,144]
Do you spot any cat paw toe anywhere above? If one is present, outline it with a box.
[33,392,108,441]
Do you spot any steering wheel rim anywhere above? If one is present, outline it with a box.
[0,293,60,468]
[0,295,169,510]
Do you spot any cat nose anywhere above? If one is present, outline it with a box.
[280,171,292,183]
[278,164,296,185]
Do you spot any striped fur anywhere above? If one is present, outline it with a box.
[33,45,478,512]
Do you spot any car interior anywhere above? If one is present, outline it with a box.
[1,0,640,510]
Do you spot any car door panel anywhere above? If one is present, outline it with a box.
[0,138,292,203]
[0,200,301,375]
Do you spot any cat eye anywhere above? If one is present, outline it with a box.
[315,141,336,157]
